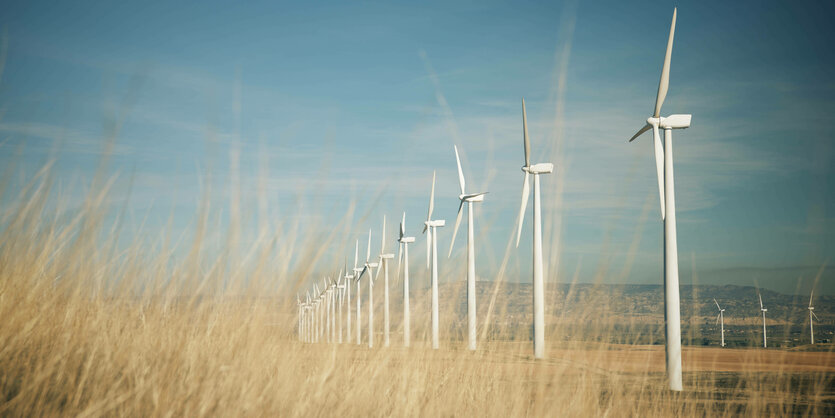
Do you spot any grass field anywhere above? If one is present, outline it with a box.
[1,163,833,417]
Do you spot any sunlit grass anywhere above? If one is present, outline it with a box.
[0,160,832,417]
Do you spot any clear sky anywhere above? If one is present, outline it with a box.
[1,0,833,294]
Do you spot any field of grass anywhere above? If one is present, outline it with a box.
[1,163,833,417]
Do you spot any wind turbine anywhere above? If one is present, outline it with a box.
[337,270,346,344]
[515,99,553,360]
[397,212,415,347]
[297,294,303,342]
[358,229,379,348]
[305,291,312,343]
[759,293,768,348]
[345,256,354,344]
[448,145,487,351]
[423,171,445,349]
[626,8,691,391]
[375,216,395,347]
[331,273,341,343]
[313,284,321,343]
[713,298,725,347]
[326,278,333,343]
[353,239,364,345]
[809,291,819,345]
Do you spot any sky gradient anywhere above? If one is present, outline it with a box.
[1,0,833,294]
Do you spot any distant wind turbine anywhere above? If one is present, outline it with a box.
[423,171,445,349]
[626,8,691,391]
[353,240,363,345]
[374,216,395,347]
[809,291,819,345]
[343,260,352,344]
[515,99,553,360]
[297,294,303,342]
[358,229,379,348]
[448,145,487,351]
[759,293,768,348]
[336,271,344,343]
[397,212,415,347]
[713,298,725,347]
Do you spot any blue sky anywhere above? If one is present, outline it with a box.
[1,0,833,294]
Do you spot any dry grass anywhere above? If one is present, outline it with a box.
[0,162,833,417]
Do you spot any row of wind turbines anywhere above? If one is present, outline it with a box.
[712,292,822,349]
[291,8,823,392]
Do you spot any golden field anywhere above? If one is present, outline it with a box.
[0,164,833,417]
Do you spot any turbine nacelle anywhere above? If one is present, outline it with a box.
[647,114,692,130]
[425,220,446,228]
[522,163,554,175]
[399,236,415,243]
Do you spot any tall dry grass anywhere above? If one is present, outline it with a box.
[0,159,832,417]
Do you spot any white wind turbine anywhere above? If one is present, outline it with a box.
[353,240,364,345]
[423,171,445,349]
[809,291,819,345]
[626,8,691,391]
[324,278,332,343]
[337,269,346,344]
[313,284,321,343]
[759,293,768,348]
[397,212,415,347]
[331,273,341,343]
[374,216,395,347]
[448,145,487,351]
[358,229,379,348]
[713,298,725,347]
[305,291,312,343]
[345,257,355,344]
[297,294,303,342]
[515,99,553,360]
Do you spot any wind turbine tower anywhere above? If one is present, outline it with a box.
[359,229,379,348]
[398,212,415,347]
[353,240,363,345]
[515,99,553,360]
[626,8,691,391]
[713,298,725,347]
[809,291,819,345]
[448,145,488,351]
[759,293,768,348]
[376,216,395,347]
[423,171,445,349]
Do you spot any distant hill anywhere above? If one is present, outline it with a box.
[388,282,834,347]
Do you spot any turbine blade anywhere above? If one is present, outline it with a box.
[448,200,465,258]
[653,125,666,220]
[454,145,466,195]
[396,242,403,281]
[629,124,651,142]
[715,313,720,325]
[714,298,720,310]
[366,229,372,262]
[427,171,436,221]
[515,172,530,248]
[809,290,814,308]
[759,293,763,309]
[381,215,386,252]
[354,240,359,269]
[812,311,820,321]
[654,7,676,118]
[400,212,406,239]
[522,98,530,167]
